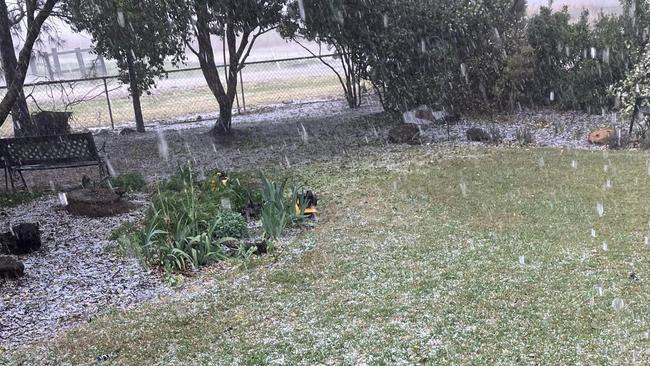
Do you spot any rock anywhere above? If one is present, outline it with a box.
[388,124,421,145]
[13,223,41,254]
[466,127,491,142]
[0,256,25,279]
[119,128,136,136]
[0,223,41,255]
[0,232,14,254]
[588,128,615,145]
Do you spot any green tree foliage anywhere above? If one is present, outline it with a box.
[280,0,384,109]
[528,1,650,113]
[610,0,650,112]
[65,0,189,131]
[356,0,527,115]
[612,44,650,114]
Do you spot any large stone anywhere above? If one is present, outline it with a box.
[0,223,41,255]
[13,223,41,254]
[466,127,491,142]
[388,124,421,145]
[65,188,135,217]
[588,128,615,145]
[0,256,25,279]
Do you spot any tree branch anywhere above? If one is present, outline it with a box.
[294,39,348,96]
[185,40,199,58]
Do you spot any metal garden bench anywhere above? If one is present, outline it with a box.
[0,132,108,190]
[629,96,650,134]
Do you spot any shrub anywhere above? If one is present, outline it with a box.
[516,128,535,146]
[530,3,650,113]
[111,173,147,192]
[213,210,248,239]
[328,0,528,115]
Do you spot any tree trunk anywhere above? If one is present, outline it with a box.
[211,75,238,135]
[193,0,230,136]
[0,0,57,130]
[125,49,145,132]
[193,1,259,137]
[0,0,31,134]
[213,98,233,135]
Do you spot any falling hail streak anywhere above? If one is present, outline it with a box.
[300,123,309,143]
[297,0,305,21]
[157,130,169,162]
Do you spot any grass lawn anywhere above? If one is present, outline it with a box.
[5,146,650,364]
[0,74,343,136]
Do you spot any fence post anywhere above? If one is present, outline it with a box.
[51,48,61,77]
[43,53,54,80]
[103,77,115,130]
[97,56,107,76]
[75,48,87,78]
[239,69,246,112]
[28,54,37,76]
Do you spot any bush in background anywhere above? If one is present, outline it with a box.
[111,172,147,192]
[287,0,649,116]
[361,0,527,115]
[528,2,649,113]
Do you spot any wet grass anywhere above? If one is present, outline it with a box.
[4,146,650,364]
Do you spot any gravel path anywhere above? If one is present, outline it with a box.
[0,195,169,349]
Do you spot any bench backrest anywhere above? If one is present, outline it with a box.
[0,132,101,167]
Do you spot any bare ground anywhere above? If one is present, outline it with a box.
[14,100,620,190]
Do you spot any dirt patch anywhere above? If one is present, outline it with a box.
[65,188,136,217]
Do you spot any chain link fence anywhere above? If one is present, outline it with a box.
[0,54,348,136]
